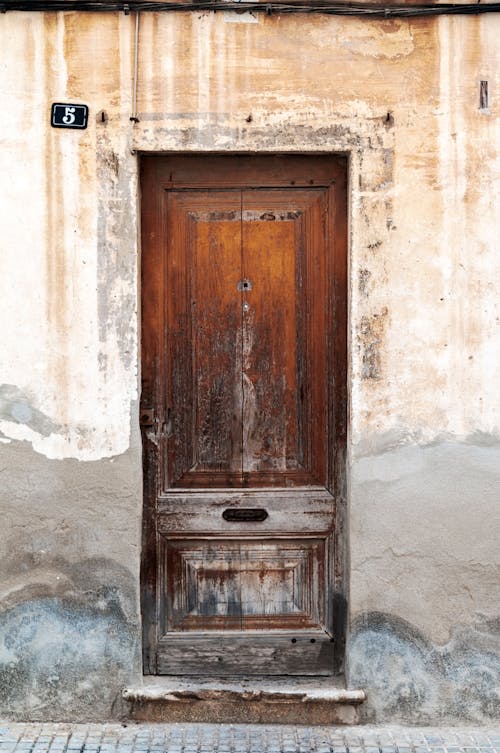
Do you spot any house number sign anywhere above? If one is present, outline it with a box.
[51,103,88,130]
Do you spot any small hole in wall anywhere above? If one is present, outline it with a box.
[480,80,489,110]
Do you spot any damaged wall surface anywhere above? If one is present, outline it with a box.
[0,6,499,722]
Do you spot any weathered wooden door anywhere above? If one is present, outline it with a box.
[141,155,347,676]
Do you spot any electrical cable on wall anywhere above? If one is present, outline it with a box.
[3,0,500,16]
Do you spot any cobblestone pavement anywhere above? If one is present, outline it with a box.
[0,724,499,753]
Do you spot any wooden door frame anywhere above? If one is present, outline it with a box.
[139,153,348,677]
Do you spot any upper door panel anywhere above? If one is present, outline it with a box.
[165,188,330,489]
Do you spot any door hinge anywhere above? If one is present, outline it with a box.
[140,408,171,439]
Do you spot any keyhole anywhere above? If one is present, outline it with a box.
[237,279,253,292]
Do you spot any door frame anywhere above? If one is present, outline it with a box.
[139,153,349,677]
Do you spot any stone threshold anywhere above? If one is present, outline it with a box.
[122,677,366,725]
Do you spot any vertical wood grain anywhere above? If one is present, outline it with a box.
[241,200,298,478]
[166,193,243,487]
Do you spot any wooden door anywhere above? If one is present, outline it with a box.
[141,155,347,677]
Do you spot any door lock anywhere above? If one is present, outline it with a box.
[237,279,253,292]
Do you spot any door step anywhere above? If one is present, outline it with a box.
[122,677,366,725]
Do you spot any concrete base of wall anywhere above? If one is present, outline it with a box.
[122,677,366,724]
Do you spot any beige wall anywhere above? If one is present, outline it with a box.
[0,9,499,721]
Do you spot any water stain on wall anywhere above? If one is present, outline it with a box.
[350,611,500,723]
[0,557,140,721]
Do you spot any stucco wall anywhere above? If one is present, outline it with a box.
[0,9,499,722]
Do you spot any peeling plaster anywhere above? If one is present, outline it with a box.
[0,386,61,437]
[357,307,389,381]
[0,439,142,719]
[0,13,138,462]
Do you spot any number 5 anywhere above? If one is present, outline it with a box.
[62,106,76,125]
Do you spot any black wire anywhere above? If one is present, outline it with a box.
[2,0,500,16]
